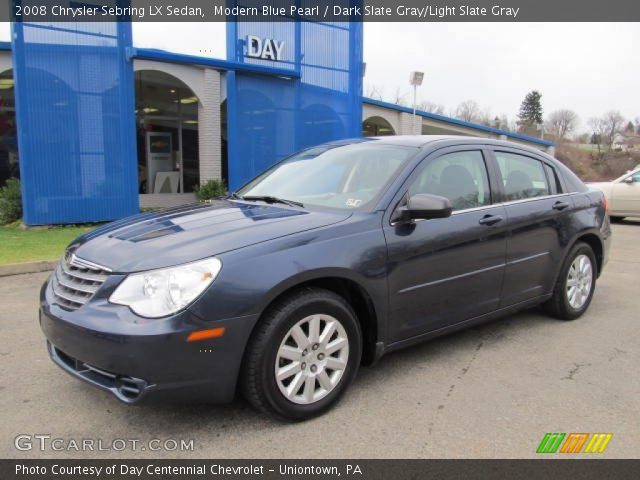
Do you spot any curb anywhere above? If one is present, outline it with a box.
[0,260,57,277]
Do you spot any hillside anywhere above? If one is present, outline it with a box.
[554,144,639,182]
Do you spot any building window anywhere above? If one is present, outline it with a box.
[0,69,17,187]
[135,70,199,194]
[363,116,396,136]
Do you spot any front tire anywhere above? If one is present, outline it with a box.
[609,215,625,223]
[241,288,362,421]
[544,242,597,320]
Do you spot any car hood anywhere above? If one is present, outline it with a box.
[70,201,351,272]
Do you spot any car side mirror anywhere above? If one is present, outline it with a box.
[394,193,453,223]
[623,176,634,183]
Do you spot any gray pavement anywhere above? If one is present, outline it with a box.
[1,221,639,459]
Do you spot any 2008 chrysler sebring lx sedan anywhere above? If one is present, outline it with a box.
[40,136,611,420]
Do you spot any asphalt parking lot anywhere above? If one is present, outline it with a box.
[1,221,639,459]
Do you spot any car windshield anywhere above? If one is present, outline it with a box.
[615,168,640,183]
[235,142,416,210]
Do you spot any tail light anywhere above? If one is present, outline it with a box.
[601,194,610,213]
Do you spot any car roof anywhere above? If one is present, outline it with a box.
[371,135,468,147]
[325,135,551,154]
[323,135,454,147]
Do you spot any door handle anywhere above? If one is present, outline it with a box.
[478,214,503,226]
[552,201,570,211]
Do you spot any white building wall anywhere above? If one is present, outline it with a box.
[362,101,553,153]
[133,59,207,101]
[0,50,12,73]
[422,118,495,138]
[362,103,401,134]
[399,112,422,135]
[198,68,222,183]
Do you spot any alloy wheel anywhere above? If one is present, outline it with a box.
[566,254,593,309]
[275,314,349,405]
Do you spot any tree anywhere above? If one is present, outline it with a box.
[625,121,635,133]
[517,90,543,135]
[476,109,493,127]
[587,117,607,155]
[392,87,407,106]
[575,132,590,144]
[364,83,383,100]
[601,111,625,149]
[546,109,579,140]
[489,115,514,131]
[417,101,445,115]
[454,100,481,122]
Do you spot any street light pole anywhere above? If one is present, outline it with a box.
[409,71,424,135]
[412,84,417,134]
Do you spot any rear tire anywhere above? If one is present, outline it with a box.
[544,242,597,320]
[241,288,362,421]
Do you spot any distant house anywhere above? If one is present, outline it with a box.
[613,133,640,151]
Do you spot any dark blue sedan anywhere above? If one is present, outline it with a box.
[40,136,611,420]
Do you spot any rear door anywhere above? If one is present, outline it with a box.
[384,147,508,343]
[488,148,574,306]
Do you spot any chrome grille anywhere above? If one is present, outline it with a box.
[51,253,111,311]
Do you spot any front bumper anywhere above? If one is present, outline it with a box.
[39,277,259,404]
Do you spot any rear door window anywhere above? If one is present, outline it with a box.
[494,152,550,201]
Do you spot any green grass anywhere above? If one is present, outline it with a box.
[0,223,95,265]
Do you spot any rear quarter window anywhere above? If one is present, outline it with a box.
[544,163,563,195]
[555,161,588,193]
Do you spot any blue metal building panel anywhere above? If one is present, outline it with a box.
[12,18,138,225]
[226,14,363,190]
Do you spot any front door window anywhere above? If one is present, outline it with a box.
[409,150,491,211]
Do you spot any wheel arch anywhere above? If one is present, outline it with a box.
[573,232,604,277]
[547,229,604,298]
[252,270,381,365]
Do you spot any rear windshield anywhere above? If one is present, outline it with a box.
[556,161,588,193]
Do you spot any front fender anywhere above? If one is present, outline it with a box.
[255,267,380,314]
[188,214,389,338]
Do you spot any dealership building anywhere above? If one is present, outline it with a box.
[0,21,553,225]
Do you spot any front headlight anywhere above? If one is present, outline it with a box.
[109,258,222,318]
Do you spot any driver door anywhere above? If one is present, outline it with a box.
[383,147,508,343]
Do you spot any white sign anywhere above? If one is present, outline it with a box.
[246,35,285,61]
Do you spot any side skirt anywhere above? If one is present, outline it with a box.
[378,294,552,358]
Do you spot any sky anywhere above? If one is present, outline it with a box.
[363,23,640,132]
[1,22,638,132]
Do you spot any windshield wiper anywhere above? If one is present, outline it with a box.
[239,195,304,208]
